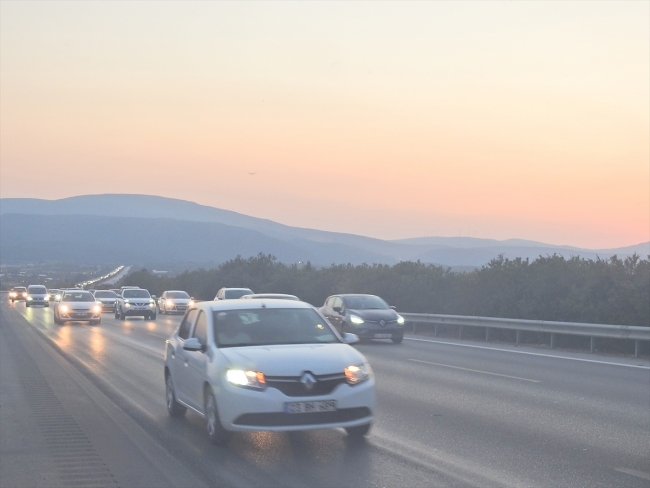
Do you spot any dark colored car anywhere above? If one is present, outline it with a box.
[320,294,405,344]
[93,290,119,312]
[9,287,27,302]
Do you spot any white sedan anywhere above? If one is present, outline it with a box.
[157,290,194,315]
[163,300,375,445]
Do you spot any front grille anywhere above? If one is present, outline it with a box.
[266,373,347,397]
[234,407,371,427]
[364,319,398,327]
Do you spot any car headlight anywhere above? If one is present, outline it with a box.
[344,362,371,385]
[397,315,405,325]
[60,305,69,313]
[44,296,49,301]
[350,314,365,325]
[22,293,27,297]
[188,300,195,306]
[124,299,130,304]
[93,305,102,313]
[27,296,33,301]
[166,300,174,306]
[9,292,16,297]
[55,294,61,300]
[226,370,266,390]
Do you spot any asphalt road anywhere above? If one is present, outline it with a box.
[2,299,649,488]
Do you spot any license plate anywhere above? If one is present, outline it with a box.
[284,400,337,414]
[374,333,392,339]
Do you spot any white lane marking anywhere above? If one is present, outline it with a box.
[408,358,540,382]
[405,337,650,370]
[615,468,650,481]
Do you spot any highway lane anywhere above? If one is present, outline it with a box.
[3,299,649,488]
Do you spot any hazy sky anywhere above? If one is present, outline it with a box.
[1,1,648,248]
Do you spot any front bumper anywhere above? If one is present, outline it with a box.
[123,304,156,316]
[348,324,405,340]
[99,301,116,312]
[60,310,101,321]
[216,376,376,432]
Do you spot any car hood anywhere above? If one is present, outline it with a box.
[349,308,399,321]
[217,343,365,376]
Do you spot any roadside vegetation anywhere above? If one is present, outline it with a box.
[114,253,649,327]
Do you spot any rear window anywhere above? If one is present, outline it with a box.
[28,286,47,293]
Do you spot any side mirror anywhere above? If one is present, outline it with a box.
[342,333,359,344]
[152,295,157,300]
[333,306,342,314]
[183,338,203,352]
[190,297,194,300]
[390,305,396,310]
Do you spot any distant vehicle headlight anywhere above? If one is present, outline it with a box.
[22,293,27,297]
[166,300,174,306]
[226,370,266,390]
[350,314,365,325]
[60,305,69,313]
[397,315,405,325]
[27,296,33,301]
[55,294,61,300]
[9,292,16,297]
[188,300,195,306]
[344,362,371,385]
[93,305,102,313]
[44,296,49,301]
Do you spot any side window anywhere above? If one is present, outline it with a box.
[178,309,198,340]
[332,297,342,310]
[193,311,208,346]
[325,297,335,308]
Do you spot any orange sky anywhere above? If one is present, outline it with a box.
[1,1,648,249]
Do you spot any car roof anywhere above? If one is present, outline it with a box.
[201,299,312,312]
[335,294,379,298]
[242,293,299,299]
[221,287,253,291]
[163,290,189,293]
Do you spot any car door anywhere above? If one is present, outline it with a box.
[172,308,199,405]
[327,297,344,330]
[183,310,210,411]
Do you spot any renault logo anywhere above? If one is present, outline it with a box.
[300,372,317,391]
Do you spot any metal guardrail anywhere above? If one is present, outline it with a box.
[401,313,650,358]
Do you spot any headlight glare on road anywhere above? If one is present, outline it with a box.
[345,362,371,385]
[350,314,365,325]
[397,315,405,325]
[226,369,266,389]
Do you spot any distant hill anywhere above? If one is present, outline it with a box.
[1,194,647,266]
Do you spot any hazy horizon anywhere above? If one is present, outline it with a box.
[1,1,648,249]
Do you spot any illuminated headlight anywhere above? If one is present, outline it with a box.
[397,315,405,325]
[55,294,61,300]
[226,370,266,390]
[9,292,16,297]
[188,300,195,306]
[124,299,130,304]
[125,303,131,308]
[27,296,33,301]
[350,314,365,325]
[44,296,49,301]
[165,300,174,307]
[60,305,69,313]
[22,293,27,298]
[92,305,102,313]
[344,362,371,385]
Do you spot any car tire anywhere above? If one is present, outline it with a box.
[345,423,372,437]
[118,308,125,321]
[165,373,186,417]
[44,304,49,308]
[392,334,404,344]
[204,390,231,445]
[54,311,61,325]
[150,312,157,320]
[26,303,30,308]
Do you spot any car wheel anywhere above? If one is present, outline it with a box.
[165,373,186,417]
[44,304,49,308]
[345,423,372,437]
[204,390,231,445]
[150,312,157,320]
[119,308,125,320]
[26,303,30,308]
[392,334,404,344]
[54,311,60,325]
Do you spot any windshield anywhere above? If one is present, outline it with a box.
[123,289,151,299]
[213,308,338,348]
[224,289,253,299]
[167,291,190,299]
[28,286,47,293]
[343,295,389,310]
[62,292,95,302]
[94,291,117,298]
[14,287,26,292]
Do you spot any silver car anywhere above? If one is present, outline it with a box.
[158,290,194,315]
[26,285,49,308]
[53,290,102,325]
[164,300,375,445]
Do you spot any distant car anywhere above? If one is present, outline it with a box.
[53,290,102,325]
[48,289,62,301]
[163,299,375,445]
[115,288,156,320]
[240,293,300,301]
[9,287,27,302]
[26,285,49,307]
[93,290,119,312]
[158,290,194,315]
[214,288,254,300]
[320,294,405,344]
[109,289,122,296]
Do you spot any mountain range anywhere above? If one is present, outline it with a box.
[1,194,647,268]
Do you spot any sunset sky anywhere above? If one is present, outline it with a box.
[1,1,648,249]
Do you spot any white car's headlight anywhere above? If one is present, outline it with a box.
[344,362,371,385]
[226,370,266,390]
[166,300,174,306]
[27,296,33,301]
[397,315,405,325]
[188,300,195,306]
[350,314,365,325]
[93,305,102,313]
[60,305,69,313]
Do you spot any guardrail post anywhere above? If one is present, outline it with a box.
[516,330,521,345]
[590,336,595,353]
[412,322,418,335]
[434,324,438,337]
[485,327,490,342]
[459,325,463,339]
[550,333,556,349]
[635,340,639,358]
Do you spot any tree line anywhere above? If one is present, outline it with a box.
[113,253,650,327]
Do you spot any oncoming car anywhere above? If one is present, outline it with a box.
[26,285,49,307]
[93,290,119,312]
[9,287,27,303]
[115,288,156,320]
[164,300,375,445]
[53,290,102,325]
[158,290,194,314]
